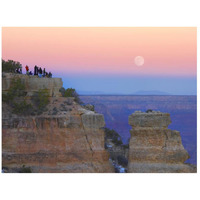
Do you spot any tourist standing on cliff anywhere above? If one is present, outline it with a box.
[43,68,46,77]
[38,67,42,78]
[25,65,29,75]
[34,65,38,76]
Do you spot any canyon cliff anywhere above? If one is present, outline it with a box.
[128,111,196,173]
[2,73,197,173]
[2,73,114,173]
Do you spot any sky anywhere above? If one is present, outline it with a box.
[2,27,197,95]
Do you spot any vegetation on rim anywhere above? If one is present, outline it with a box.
[3,78,49,115]
[2,59,22,73]
[59,87,82,104]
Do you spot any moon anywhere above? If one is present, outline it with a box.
[134,56,144,66]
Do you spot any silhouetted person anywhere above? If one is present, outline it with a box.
[39,67,42,74]
[38,67,42,78]
[20,67,22,74]
[25,65,29,75]
[49,72,52,78]
[34,65,38,75]
[43,68,46,76]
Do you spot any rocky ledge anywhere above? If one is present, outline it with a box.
[2,72,62,97]
[2,73,114,173]
[2,98,114,173]
[128,111,196,173]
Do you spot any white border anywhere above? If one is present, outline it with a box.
[0,1,200,200]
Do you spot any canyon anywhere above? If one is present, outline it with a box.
[80,95,197,165]
[2,73,197,173]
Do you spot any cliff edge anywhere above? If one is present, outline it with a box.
[2,73,114,173]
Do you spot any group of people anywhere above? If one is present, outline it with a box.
[25,65,52,78]
[15,67,22,74]
[14,64,53,78]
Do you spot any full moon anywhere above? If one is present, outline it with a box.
[134,56,144,66]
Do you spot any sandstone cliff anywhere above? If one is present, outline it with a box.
[128,111,196,173]
[2,73,114,173]
[2,72,62,97]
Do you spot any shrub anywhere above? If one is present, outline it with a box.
[122,144,129,149]
[84,104,95,111]
[19,165,32,173]
[3,78,26,103]
[112,138,123,145]
[146,109,153,113]
[2,59,22,73]
[3,78,33,115]
[52,107,58,115]
[64,100,72,105]
[63,88,75,97]
[59,87,65,97]
[59,87,82,104]
[104,128,123,146]
[117,155,128,167]
[3,78,50,116]
[13,100,34,115]
[31,89,49,111]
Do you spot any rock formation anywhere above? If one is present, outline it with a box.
[128,111,196,173]
[2,73,114,173]
[2,72,62,97]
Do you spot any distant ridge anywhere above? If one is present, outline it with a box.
[77,90,106,95]
[133,90,170,95]
[78,90,171,95]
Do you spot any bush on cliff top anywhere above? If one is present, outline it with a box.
[59,87,82,104]
[2,59,22,73]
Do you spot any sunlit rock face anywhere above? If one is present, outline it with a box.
[128,111,196,173]
[2,74,114,173]
[2,73,62,97]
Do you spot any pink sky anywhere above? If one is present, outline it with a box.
[2,27,197,77]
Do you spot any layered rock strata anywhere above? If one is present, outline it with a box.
[2,99,114,173]
[2,73,62,97]
[128,111,196,173]
[2,74,114,173]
